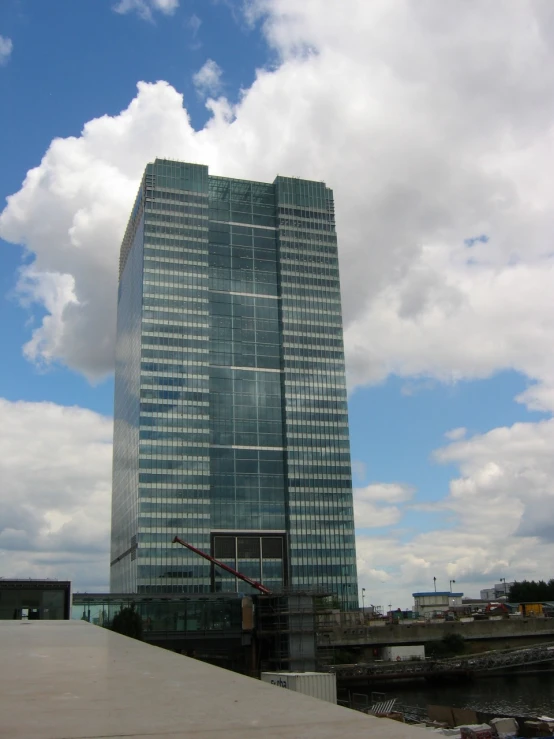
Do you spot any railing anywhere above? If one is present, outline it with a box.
[326,642,554,679]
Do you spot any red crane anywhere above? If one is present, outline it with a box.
[172,536,272,595]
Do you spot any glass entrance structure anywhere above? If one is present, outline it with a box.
[111,159,358,608]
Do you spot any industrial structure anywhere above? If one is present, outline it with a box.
[110,159,358,608]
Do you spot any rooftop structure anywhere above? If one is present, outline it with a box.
[412,592,464,597]
[0,579,71,620]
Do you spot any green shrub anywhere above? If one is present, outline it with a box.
[110,604,143,641]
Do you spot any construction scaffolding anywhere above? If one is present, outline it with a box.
[256,593,321,673]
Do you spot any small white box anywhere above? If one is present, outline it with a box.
[260,671,337,704]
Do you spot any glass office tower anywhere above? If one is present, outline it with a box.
[111,159,358,608]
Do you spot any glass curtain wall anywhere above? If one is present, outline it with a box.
[111,161,358,607]
[112,161,212,593]
[275,177,358,610]
[208,177,287,594]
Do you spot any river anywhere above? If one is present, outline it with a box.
[368,674,554,717]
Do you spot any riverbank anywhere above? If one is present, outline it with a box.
[338,673,554,719]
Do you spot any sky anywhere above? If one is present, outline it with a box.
[1,0,554,610]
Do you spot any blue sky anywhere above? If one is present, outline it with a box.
[0,0,263,415]
[1,0,554,608]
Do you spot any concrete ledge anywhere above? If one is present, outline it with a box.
[322,617,554,647]
[0,620,432,738]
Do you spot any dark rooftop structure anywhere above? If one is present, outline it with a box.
[0,579,71,620]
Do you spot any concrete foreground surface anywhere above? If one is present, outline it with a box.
[0,620,433,738]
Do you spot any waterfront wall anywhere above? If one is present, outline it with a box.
[319,617,554,648]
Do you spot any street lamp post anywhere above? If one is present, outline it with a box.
[500,577,507,597]
[433,577,437,593]
[449,579,456,592]
[361,588,366,615]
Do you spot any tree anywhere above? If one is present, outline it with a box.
[110,604,143,640]
[427,633,466,658]
[509,579,554,602]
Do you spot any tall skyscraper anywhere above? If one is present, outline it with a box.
[111,159,358,608]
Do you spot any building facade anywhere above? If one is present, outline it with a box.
[111,159,358,608]
[412,592,464,617]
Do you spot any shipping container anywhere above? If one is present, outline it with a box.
[260,672,337,704]
[381,645,425,662]
[519,603,544,616]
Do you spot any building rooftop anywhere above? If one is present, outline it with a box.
[0,620,431,738]
[0,578,69,583]
[412,592,464,597]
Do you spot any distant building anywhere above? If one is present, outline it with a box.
[0,579,71,620]
[479,588,496,601]
[412,591,463,616]
[479,582,514,601]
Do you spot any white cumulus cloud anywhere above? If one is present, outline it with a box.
[0,35,13,65]
[1,0,554,603]
[0,399,112,590]
[1,0,553,404]
[193,59,223,97]
[354,483,415,529]
[435,418,554,543]
[356,483,415,504]
[357,418,554,608]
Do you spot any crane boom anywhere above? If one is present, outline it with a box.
[172,536,272,595]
